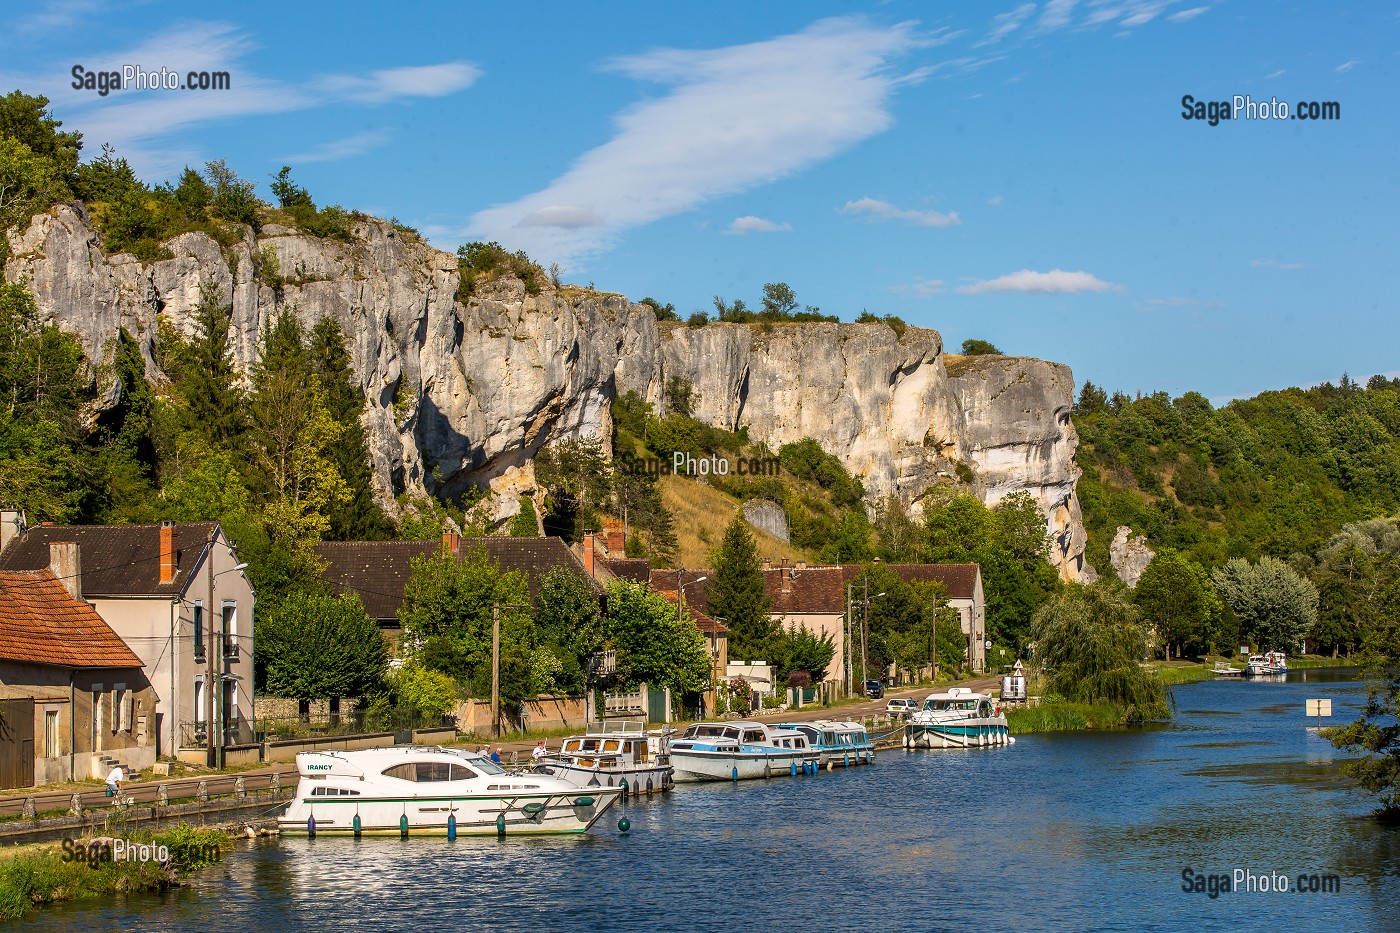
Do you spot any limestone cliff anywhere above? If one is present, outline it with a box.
[4,203,1088,579]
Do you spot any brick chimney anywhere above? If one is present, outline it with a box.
[583,534,596,578]
[441,530,460,556]
[48,541,81,601]
[159,521,176,584]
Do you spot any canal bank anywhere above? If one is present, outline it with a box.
[5,668,1393,932]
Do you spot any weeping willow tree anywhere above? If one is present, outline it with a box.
[1029,580,1170,722]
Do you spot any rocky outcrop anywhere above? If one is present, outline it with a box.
[5,204,1089,579]
[1110,526,1154,587]
[742,499,790,544]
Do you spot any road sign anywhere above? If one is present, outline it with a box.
[1306,699,1332,717]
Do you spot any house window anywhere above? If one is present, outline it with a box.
[44,710,59,758]
[193,677,206,724]
[193,601,205,657]
[92,686,103,749]
[222,601,238,656]
[113,684,126,733]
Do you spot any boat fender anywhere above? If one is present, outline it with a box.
[646,777,654,795]
[844,753,850,768]
[763,762,771,780]
[400,813,409,838]
[790,761,798,777]
[620,778,629,798]
[617,817,631,834]
[307,814,316,838]
[731,766,739,782]
[352,813,361,837]
[826,760,833,772]
[447,814,457,840]
[496,812,506,836]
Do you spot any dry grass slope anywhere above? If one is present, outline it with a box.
[657,475,813,569]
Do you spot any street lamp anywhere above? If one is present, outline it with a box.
[848,579,885,691]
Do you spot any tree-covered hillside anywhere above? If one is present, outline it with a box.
[1074,375,1400,575]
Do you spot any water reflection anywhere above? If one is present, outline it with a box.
[12,671,1400,932]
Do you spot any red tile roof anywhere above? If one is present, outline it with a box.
[649,562,981,613]
[658,590,727,634]
[0,571,144,669]
[0,523,217,596]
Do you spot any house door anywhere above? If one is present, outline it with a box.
[0,699,36,790]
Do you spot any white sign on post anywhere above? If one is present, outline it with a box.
[1305,699,1332,717]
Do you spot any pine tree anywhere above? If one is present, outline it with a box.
[165,278,247,448]
[707,513,775,661]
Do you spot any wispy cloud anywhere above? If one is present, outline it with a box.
[1169,6,1210,22]
[841,196,960,227]
[282,130,390,164]
[725,216,792,235]
[978,4,1038,45]
[958,268,1120,294]
[987,194,1004,206]
[13,0,102,35]
[1250,258,1304,270]
[467,17,923,267]
[3,22,480,178]
[1038,0,1079,31]
[889,277,946,298]
[1335,58,1361,73]
[1265,69,1285,79]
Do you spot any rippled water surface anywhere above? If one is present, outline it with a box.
[14,670,1400,932]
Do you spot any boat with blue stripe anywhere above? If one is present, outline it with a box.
[776,720,875,767]
[668,721,819,781]
[903,687,1012,749]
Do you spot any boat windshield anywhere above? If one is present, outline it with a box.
[467,755,507,775]
[924,698,980,711]
[684,724,740,740]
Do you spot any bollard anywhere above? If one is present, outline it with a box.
[235,776,246,799]
[69,793,82,816]
[197,780,209,802]
[158,784,169,806]
[22,797,36,820]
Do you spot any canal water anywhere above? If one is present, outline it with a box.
[13,670,1399,932]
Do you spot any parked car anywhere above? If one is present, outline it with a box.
[885,698,917,717]
[864,679,884,699]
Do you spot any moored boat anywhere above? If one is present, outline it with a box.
[777,720,875,767]
[1211,661,1245,677]
[279,745,622,836]
[1243,651,1288,677]
[904,687,1011,749]
[531,720,673,795]
[668,721,819,781]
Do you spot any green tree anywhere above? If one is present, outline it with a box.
[397,545,533,695]
[509,496,539,537]
[203,159,259,227]
[1327,616,1400,816]
[1211,557,1319,652]
[760,282,798,318]
[1030,581,1169,720]
[1134,551,1223,658]
[707,513,776,661]
[534,438,611,541]
[160,279,247,448]
[533,566,604,665]
[1311,518,1400,656]
[603,579,710,696]
[961,339,1002,356]
[377,663,459,721]
[270,165,314,210]
[255,592,388,701]
[776,624,836,683]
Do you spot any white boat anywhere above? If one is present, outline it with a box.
[904,687,1012,749]
[531,721,673,796]
[1244,651,1288,676]
[668,721,820,781]
[777,720,876,767]
[278,745,622,836]
[1211,661,1245,677]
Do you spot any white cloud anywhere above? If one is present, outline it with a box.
[467,17,922,267]
[889,277,946,298]
[6,22,480,178]
[518,206,605,228]
[725,216,792,235]
[1335,58,1361,73]
[282,130,390,164]
[1250,258,1304,270]
[978,4,1038,45]
[14,0,102,35]
[842,196,960,227]
[1265,69,1285,79]
[1169,6,1210,22]
[987,194,1004,206]
[1038,0,1079,30]
[958,268,1120,294]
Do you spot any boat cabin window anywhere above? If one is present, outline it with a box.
[742,729,766,744]
[309,786,361,796]
[382,761,478,782]
[563,739,582,753]
[684,724,733,739]
[602,739,621,752]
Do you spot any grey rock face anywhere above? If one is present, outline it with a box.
[5,205,1089,579]
[742,499,790,544]
[1110,525,1155,587]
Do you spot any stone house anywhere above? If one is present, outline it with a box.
[0,555,157,787]
[0,513,256,765]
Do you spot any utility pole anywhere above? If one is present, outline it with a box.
[491,604,501,739]
[844,581,853,697]
[205,529,216,768]
[861,576,870,688]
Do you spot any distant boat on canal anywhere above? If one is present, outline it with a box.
[668,721,820,781]
[904,687,1012,749]
[775,720,875,767]
[530,720,674,795]
[1244,651,1288,677]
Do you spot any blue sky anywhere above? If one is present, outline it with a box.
[3,1,1396,401]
